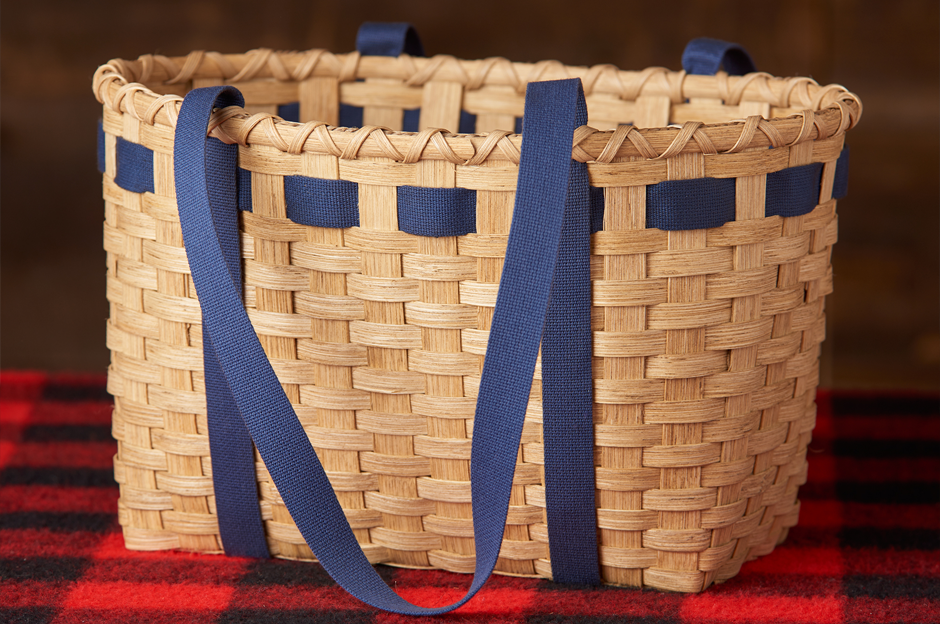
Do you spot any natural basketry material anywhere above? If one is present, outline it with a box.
[94,46,861,593]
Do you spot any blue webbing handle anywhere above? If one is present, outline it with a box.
[210,21,428,557]
[682,38,756,75]
[175,77,593,614]
[356,22,424,57]
[196,88,270,559]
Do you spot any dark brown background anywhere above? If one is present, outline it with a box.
[2,0,937,389]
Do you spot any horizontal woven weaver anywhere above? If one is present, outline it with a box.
[94,47,861,593]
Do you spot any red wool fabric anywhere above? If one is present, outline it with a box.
[1,371,938,624]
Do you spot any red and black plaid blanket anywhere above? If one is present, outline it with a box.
[2,371,938,624]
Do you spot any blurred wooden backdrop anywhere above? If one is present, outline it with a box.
[2,0,937,389]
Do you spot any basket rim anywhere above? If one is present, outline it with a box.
[93,48,862,165]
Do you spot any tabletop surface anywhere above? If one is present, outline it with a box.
[1,372,937,624]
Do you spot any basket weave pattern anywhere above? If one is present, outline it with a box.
[95,49,860,593]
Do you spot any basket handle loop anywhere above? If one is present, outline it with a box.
[356,21,424,57]
[682,37,756,75]
[174,76,596,614]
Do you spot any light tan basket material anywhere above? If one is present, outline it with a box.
[95,47,861,593]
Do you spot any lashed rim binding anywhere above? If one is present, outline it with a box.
[94,48,861,164]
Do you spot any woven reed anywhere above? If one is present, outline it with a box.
[95,46,860,593]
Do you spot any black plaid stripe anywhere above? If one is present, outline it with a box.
[217,611,378,623]
[527,617,680,624]
[0,511,117,532]
[0,557,90,581]
[40,377,112,403]
[21,424,114,442]
[0,607,58,624]
[829,391,940,621]
[0,467,117,488]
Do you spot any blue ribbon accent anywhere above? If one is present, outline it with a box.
[403,108,421,131]
[114,137,154,194]
[356,22,424,57]
[339,103,364,128]
[285,176,359,228]
[832,146,850,200]
[536,80,601,585]
[766,163,824,218]
[647,177,736,230]
[398,186,477,237]
[96,120,106,173]
[175,88,270,559]
[174,75,597,612]
[682,38,756,76]
[274,23,424,130]
[344,23,425,128]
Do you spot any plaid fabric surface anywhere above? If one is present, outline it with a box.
[1,371,938,624]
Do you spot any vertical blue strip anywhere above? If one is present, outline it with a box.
[96,120,106,173]
[179,90,270,559]
[339,103,363,128]
[533,82,601,586]
[459,110,477,134]
[204,133,270,559]
[589,186,605,234]
[278,102,300,122]
[832,147,850,200]
[237,168,253,212]
[402,108,421,132]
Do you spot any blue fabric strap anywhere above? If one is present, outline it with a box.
[339,103,364,128]
[403,108,421,132]
[398,186,477,237]
[275,23,423,130]
[174,89,270,559]
[682,38,756,76]
[536,81,601,585]
[647,177,736,230]
[175,78,597,613]
[766,163,824,218]
[832,147,850,200]
[339,24,425,128]
[96,120,106,173]
[356,22,424,57]
[114,137,154,193]
[285,176,359,228]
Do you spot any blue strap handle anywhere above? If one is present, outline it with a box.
[682,38,756,75]
[209,21,428,557]
[175,77,596,614]
[194,87,270,559]
[356,22,424,57]
[539,88,601,585]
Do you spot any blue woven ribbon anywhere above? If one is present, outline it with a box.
[682,38,756,75]
[174,75,599,613]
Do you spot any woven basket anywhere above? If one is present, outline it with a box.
[94,29,861,597]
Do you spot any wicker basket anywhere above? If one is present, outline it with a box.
[94,30,861,596]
